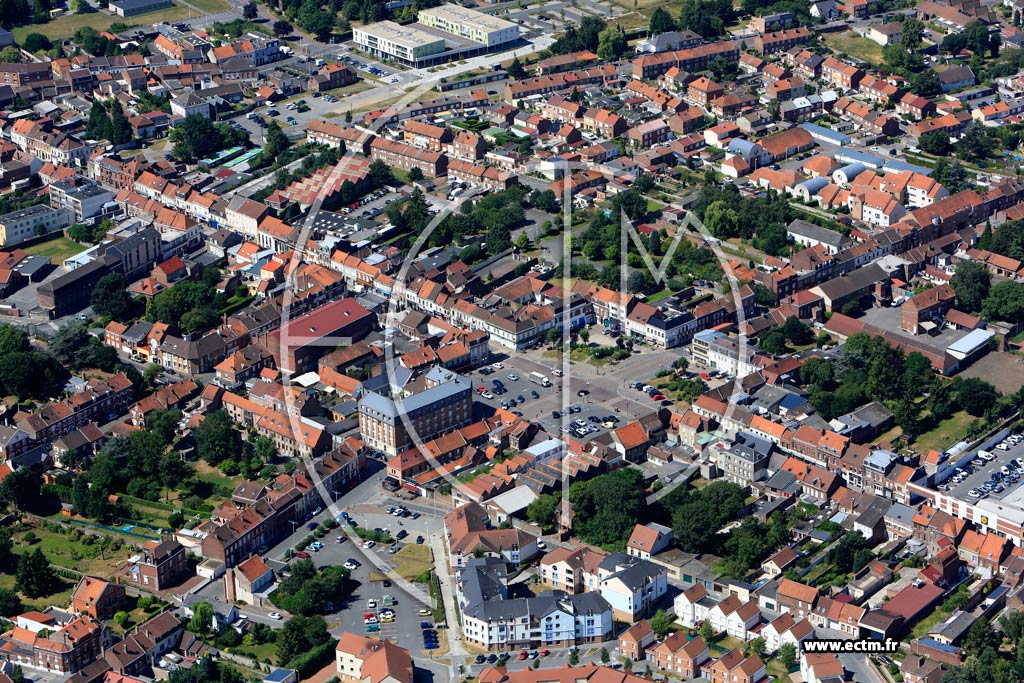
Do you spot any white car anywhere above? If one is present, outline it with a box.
[491,362,504,369]
[481,391,494,399]
[269,612,282,620]
[507,374,519,381]
[364,540,376,549]
[367,599,377,609]
[344,561,358,570]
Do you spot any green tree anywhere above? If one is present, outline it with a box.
[86,102,112,141]
[596,25,627,61]
[109,100,132,145]
[22,33,50,52]
[0,468,39,513]
[950,260,991,313]
[273,19,293,36]
[242,1,257,18]
[276,614,331,664]
[983,281,1024,323]
[779,643,797,670]
[31,0,50,22]
[569,649,580,666]
[918,130,952,156]
[407,166,424,183]
[600,647,609,663]
[17,548,56,598]
[759,328,788,355]
[649,609,674,637]
[0,324,29,356]
[698,620,713,640]
[90,273,133,319]
[506,57,526,79]
[782,316,813,345]
[189,601,214,635]
[264,120,290,160]
[649,6,675,33]
[195,411,241,466]
[146,409,182,446]
[910,68,941,97]
[298,0,334,40]
[170,115,225,162]
[957,121,998,161]
[567,469,647,549]
[957,378,999,417]
[748,636,766,659]
[0,587,21,617]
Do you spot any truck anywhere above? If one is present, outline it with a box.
[529,372,551,387]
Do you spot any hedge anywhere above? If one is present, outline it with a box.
[286,641,336,679]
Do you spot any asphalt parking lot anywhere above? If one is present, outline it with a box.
[466,361,632,438]
[275,497,446,656]
[945,434,1024,502]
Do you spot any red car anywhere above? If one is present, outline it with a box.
[540,650,550,657]
[518,651,528,660]
[652,393,665,401]
[294,551,310,559]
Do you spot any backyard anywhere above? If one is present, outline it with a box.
[912,410,976,453]
[22,235,86,265]
[823,32,884,65]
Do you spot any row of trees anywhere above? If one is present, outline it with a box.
[649,0,735,40]
[427,184,531,257]
[86,101,132,145]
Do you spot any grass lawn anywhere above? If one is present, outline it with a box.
[128,500,175,529]
[189,461,246,503]
[393,544,433,581]
[232,641,279,664]
[17,525,130,577]
[13,5,201,42]
[913,410,975,453]
[908,603,952,641]
[647,198,666,212]
[707,634,743,657]
[569,347,611,367]
[823,32,884,65]
[765,659,794,683]
[184,0,231,11]
[801,562,834,585]
[22,236,86,265]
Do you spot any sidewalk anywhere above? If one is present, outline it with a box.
[430,534,468,658]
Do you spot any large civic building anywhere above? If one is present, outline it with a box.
[358,366,474,456]
[353,21,447,66]
[353,3,520,67]
[418,4,519,48]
